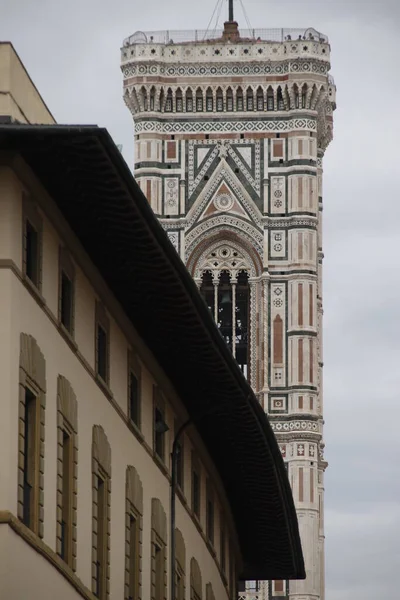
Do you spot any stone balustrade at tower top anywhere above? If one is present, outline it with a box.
[121,27,331,66]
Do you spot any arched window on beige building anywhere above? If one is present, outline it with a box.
[206,583,215,600]
[125,466,143,600]
[190,557,202,600]
[56,375,78,570]
[151,498,167,600]
[92,425,111,599]
[18,333,46,538]
[175,528,186,600]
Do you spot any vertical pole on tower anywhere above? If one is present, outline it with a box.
[228,0,234,22]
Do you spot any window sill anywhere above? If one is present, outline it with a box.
[58,323,78,352]
[95,375,112,399]
[153,452,169,477]
[22,276,46,307]
[127,420,144,444]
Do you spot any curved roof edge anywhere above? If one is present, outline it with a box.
[0,124,305,581]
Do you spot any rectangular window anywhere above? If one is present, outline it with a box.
[176,438,184,491]
[220,520,226,574]
[196,97,203,112]
[176,565,184,600]
[23,388,38,530]
[95,303,110,385]
[154,407,165,460]
[129,371,140,427]
[129,514,139,599]
[60,271,74,333]
[237,96,243,111]
[227,96,233,111]
[206,482,214,545]
[186,97,193,112]
[97,324,108,382]
[95,474,107,599]
[192,465,200,518]
[25,220,40,287]
[246,96,253,111]
[61,429,73,564]
[267,95,274,111]
[257,95,264,110]
[154,543,164,600]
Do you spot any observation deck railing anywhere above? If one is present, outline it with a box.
[123,27,328,46]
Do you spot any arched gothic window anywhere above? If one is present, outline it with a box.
[206,88,213,112]
[302,84,308,109]
[226,88,234,112]
[196,88,203,112]
[186,89,193,112]
[293,84,300,109]
[198,245,251,378]
[149,87,155,111]
[277,87,284,111]
[246,87,254,111]
[256,87,264,111]
[176,88,183,112]
[236,87,244,111]
[165,89,173,112]
[267,87,274,111]
[216,88,223,112]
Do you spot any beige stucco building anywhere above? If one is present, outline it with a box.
[0,45,304,599]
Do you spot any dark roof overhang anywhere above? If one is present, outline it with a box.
[0,125,305,581]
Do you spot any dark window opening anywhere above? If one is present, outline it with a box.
[206,493,214,544]
[61,429,72,564]
[192,469,200,517]
[155,543,163,600]
[96,324,108,382]
[176,439,184,490]
[95,475,106,599]
[60,271,73,333]
[220,525,226,573]
[23,387,37,530]
[25,220,39,286]
[129,371,140,426]
[129,514,138,599]
[154,407,165,460]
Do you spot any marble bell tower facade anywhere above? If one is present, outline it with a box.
[121,14,335,600]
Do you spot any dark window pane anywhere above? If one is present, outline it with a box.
[26,220,39,285]
[192,470,200,517]
[155,408,164,459]
[176,440,183,490]
[61,430,72,562]
[129,372,139,426]
[97,325,108,381]
[129,515,138,598]
[61,271,73,332]
[23,388,37,529]
[207,496,214,543]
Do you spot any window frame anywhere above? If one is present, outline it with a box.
[153,387,167,462]
[22,385,40,531]
[22,195,42,291]
[58,246,75,337]
[191,453,201,519]
[206,479,214,546]
[95,302,110,385]
[128,351,141,429]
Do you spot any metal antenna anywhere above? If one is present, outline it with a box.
[228,0,234,21]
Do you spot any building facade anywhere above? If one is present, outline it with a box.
[121,16,335,600]
[0,51,304,598]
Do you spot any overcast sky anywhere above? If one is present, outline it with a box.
[2,0,400,598]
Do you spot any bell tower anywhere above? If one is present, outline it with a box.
[121,9,335,600]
